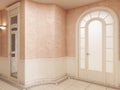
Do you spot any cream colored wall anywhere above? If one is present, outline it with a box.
[0,57,9,77]
[25,57,66,85]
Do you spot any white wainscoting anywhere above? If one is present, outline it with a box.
[66,57,78,78]
[0,57,25,85]
[66,57,120,87]
[0,56,120,87]
[0,57,9,77]
[24,57,67,86]
[18,60,25,85]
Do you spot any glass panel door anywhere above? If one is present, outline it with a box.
[79,10,116,87]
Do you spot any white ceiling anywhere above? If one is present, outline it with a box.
[0,0,104,10]
[0,0,19,10]
[32,0,104,9]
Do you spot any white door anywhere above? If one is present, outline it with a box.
[87,20,105,84]
[10,15,18,78]
[79,10,116,86]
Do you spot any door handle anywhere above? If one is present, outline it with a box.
[86,53,90,55]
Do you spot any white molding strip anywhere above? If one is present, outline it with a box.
[0,72,68,89]
[7,2,20,11]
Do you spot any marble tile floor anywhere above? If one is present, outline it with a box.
[0,79,19,90]
[0,79,119,90]
[28,79,119,90]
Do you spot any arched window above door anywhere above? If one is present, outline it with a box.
[77,7,119,87]
[80,10,114,28]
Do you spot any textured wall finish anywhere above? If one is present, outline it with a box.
[0,0,120,87]
[23,0,67,85]
[0,10,8,57]
[0,12,2,56]
[20,0,25,60]
[54,6,66,57]
[66,0,120,56]
[25,0,66,58]
[1,10,8,57]
[0,30,2,56]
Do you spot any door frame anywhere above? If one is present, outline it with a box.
[76,6,119,87]
[7,2,20,81]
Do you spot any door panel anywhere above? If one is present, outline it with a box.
[87,20,105,83]
[88,20,103,72]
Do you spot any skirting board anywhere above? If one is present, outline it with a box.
[25,74,68,88]
[0,74,68,89]
[0,74,120,90]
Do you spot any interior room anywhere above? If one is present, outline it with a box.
[0,0,120,90]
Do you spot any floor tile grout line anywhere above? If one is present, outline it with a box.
[85,83,91,90]
[0,78,23,90]
[70,77,120,90]
[0,77,119,90]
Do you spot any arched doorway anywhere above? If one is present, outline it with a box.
[77,7,119,87]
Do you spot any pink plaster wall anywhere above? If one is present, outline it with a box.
[20,0,25,59]
[54,6,66,57]
[0,10,8,57]
[1,10,8,57]
[67,0,120,56]
[0,11,2,56]
[0,30,2,56]
[25,0,66,58]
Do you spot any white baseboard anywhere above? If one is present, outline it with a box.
[0,74,68,89]
[0,57,68,88]
[0,74,119,90]
[25,74,68,88]
[66,57,78,78]
[1,56,119,89]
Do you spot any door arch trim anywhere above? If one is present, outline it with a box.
[76,6,119,87]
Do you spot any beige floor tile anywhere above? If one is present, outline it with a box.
[0,80,19,90]
[86,84,106,90]
[0,79,119,90]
